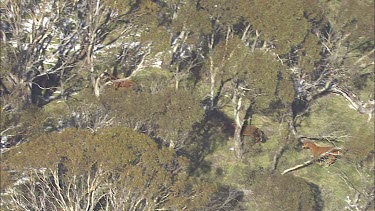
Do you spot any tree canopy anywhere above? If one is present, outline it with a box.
[2,126,238,210]
[1,0,374,210]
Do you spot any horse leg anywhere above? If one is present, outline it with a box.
[318,158,325,166]
[327,155,337,166]
[318,155,329,166]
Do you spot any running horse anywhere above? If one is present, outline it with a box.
[302,141,341,166]
[99,72,137,90]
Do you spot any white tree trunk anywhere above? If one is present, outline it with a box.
[232,89,244,159]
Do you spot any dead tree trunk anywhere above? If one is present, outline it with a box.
[331,85,374,122]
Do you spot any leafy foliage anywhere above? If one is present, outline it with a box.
[250,173,321,210]
[2,127,236,210]
[100,87,204,150]
[1,0,374,210]
[245,0,320,54]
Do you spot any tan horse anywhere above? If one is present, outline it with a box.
[302,141,341,166]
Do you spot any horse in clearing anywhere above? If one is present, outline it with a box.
[241,125,267,144]
[302,141,341,166]
[224,123,267,145]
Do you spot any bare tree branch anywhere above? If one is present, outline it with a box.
[331,85,374,122]
[282,147,342,175]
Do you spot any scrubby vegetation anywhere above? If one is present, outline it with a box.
[1,0,374,210]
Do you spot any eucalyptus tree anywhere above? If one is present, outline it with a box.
[0,0,152,150]
[213,38,293,158]
[1,0,83,107]
[0,0,145,108]
[139,0,211,90]
[1,126,240,210]
[100,87,205,151]
[199,0,244,109]
[276,0,375,135]
[198,0,296,158]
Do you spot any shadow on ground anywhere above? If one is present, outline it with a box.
[181,109,234,176]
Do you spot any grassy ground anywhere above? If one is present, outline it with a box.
[199,94,374,210]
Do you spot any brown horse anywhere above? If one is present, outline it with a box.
[99,72,137,90]
[302,141,341,166]
[242,125,267,144]
[224,123,267,144]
